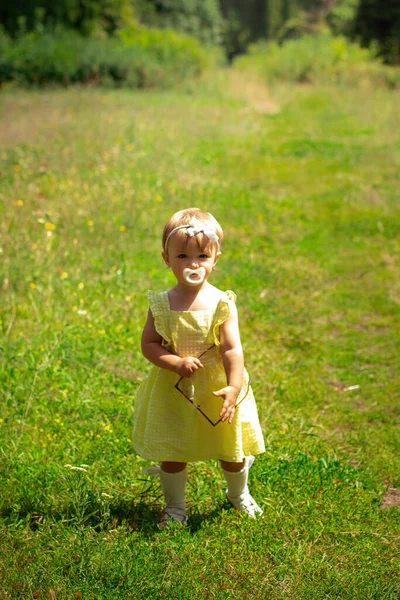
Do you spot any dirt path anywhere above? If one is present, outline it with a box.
[228,70,280,115]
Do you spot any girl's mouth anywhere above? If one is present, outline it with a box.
[183,267,206,286]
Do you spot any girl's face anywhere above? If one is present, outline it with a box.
[162,235,220,288]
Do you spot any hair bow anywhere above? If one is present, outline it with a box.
[185,218,219,245]
[164,217,220,250]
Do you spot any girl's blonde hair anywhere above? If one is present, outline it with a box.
[162,208,224,253]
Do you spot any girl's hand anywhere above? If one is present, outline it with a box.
[175,356,204,378]
[213,386,239,424]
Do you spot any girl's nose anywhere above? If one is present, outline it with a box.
[188,258,199,267]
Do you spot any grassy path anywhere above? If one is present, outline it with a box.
[0,72,399,598]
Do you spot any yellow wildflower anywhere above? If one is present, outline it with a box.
[45,222,56,231]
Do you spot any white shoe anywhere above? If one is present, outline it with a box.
[160,507,188,528]
[223,456,263,518]
[226,490,263,517]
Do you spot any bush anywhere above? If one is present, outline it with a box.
[117,22,208,82]
[0,24,208,88]
[234,34,400,88]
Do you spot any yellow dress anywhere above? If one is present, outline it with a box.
[132,290,265,462]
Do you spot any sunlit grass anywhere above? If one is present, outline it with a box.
[0,74,399,598]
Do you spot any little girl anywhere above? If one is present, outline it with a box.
[132,208,265,525]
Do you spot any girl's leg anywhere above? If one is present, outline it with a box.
[220,457,263,518]
[161,461,187,473]
[220,460,245,472]
[159,462,188,526]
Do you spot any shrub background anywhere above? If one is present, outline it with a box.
[234,34,400,88]
[0,24,208,88]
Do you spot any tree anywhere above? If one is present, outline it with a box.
[134,0,224,45]
[0,0,133,36]
[299,0,340,23]
[266,0,284,39]
[219,0,266,58]
[265,0,358,40]
[354,0,400,62]
[327,0,359,36]
[218,1,347,57]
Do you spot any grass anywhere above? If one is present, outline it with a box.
[0,71,399,598]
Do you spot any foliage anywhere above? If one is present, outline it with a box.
[1,0,399,67]
[265,0,359,39]
[0,0,133,36]
[132,0,224,45]
[266,0,285,39]
[117,21,209,72]
[218,1,360,58]
[0,24,207,88]
[219,0,266,59]
[234,33,400,87]
[327,0,359,36]
[354,0,400,63]
[0,76,399,597]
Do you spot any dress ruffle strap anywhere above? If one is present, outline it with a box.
[225,290,237,304]
[212,290,237,346]
[147,291,171,346]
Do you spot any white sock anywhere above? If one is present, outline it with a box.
[222,464,249,503]
[159,468,187,514]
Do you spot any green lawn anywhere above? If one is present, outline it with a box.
[0,72,399,599]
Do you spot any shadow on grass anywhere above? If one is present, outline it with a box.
[103,498,232,535]
[1,496,232,539]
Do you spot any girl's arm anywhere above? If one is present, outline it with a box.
[141,309,203,377]
[213,300,244,423]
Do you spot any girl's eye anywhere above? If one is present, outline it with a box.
[178,254,187,259]
[199,254,208,259]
